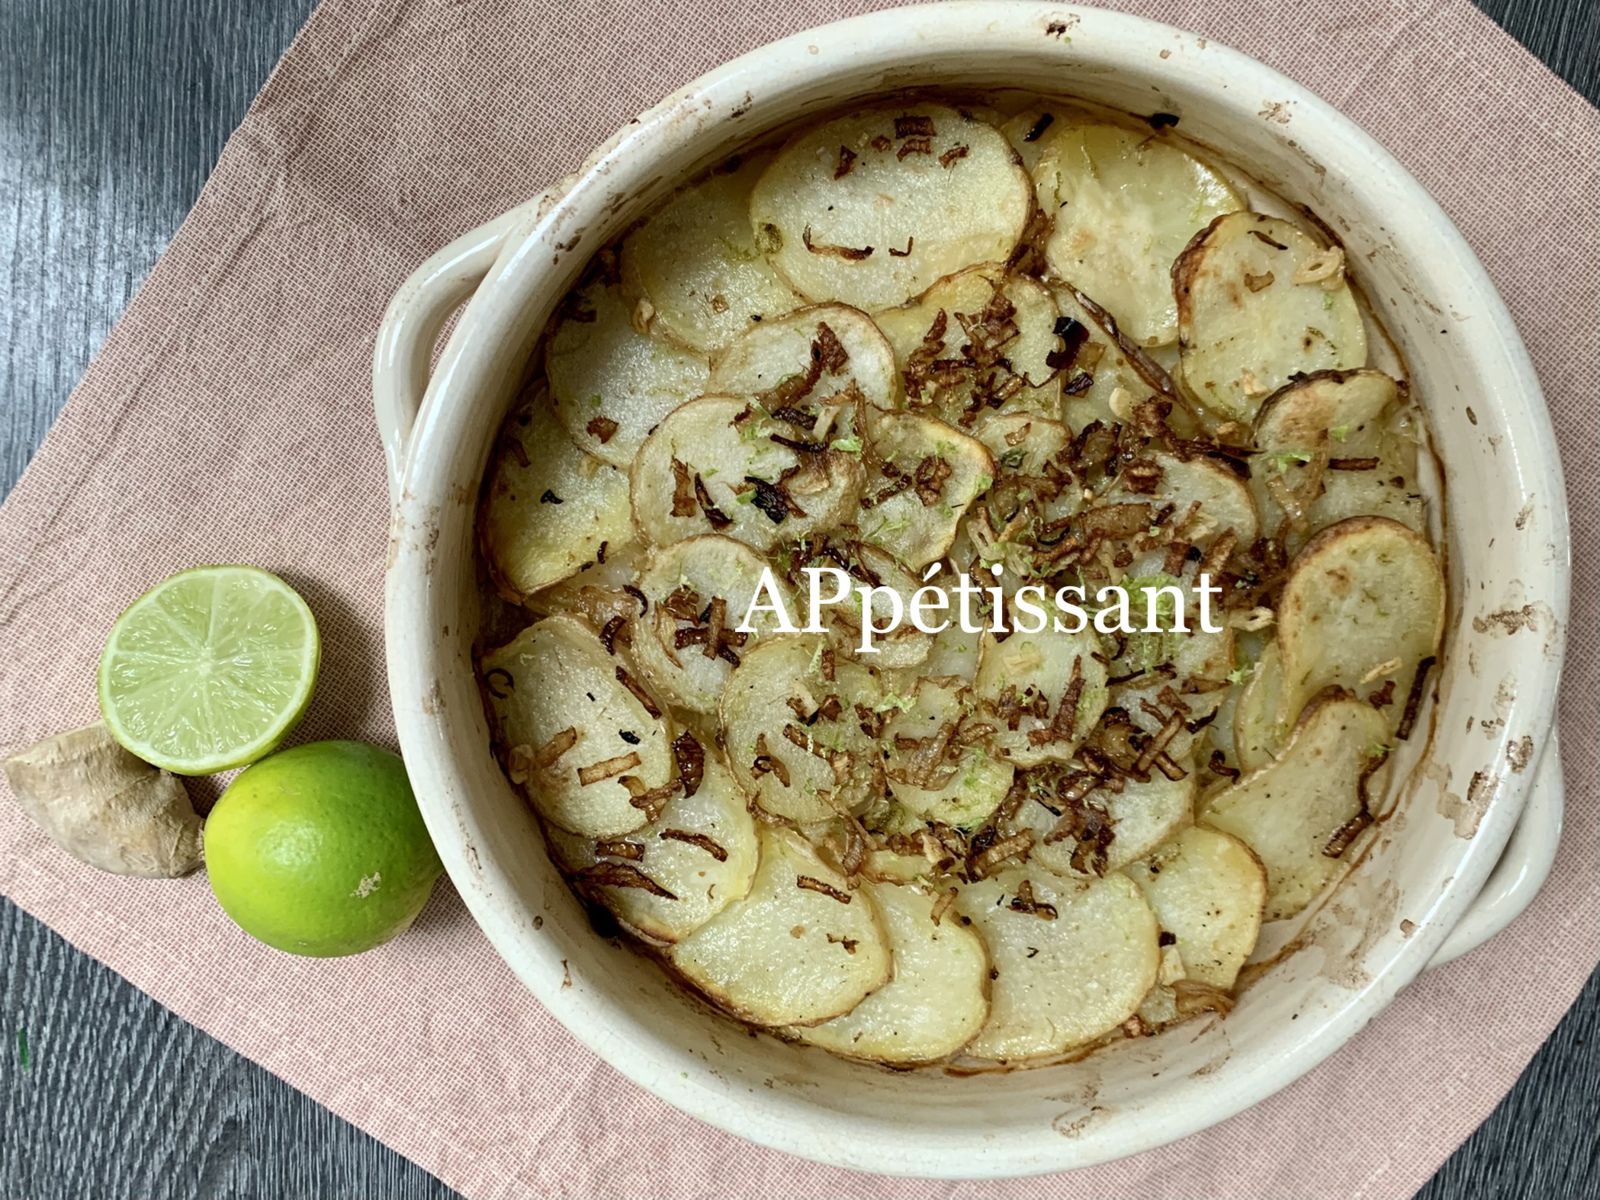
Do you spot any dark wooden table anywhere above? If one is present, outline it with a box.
[2,2,1596,1196]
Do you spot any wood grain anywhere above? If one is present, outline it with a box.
[1,1,1595,1197]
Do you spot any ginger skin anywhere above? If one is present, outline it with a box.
[4,722,203,878]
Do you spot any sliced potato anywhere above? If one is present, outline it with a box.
[631,395,865,551]
[1233,640,1287,772]
[620,151,800,354]
[750,105,1031,311]
[794,880,989,1062]
[632,536,793,715]
[971,413,1071,476]
[1125,825,1265,989]
[874,266,1062,424]
[480,395,633,598]
[1033,122,1241,346]
[1106,450,1259,548]
[999,104,1077,174]
[721,636,883,822]
[546,749,759,943]
[526,539,646,630]
[546,280,711,466]
[1276,517,1444,720]
[861,847,933,885]
[481,614,672,838]
[1254,369,1399,455]
[919,621,982,683]
[957,870,1159,1060]
[1175,212,1367,421]
[1106,571,1234,683]
[975,627,1109,767]
[883,679,1014,829]
[1251,369,1413,540]
[1304,472,1426,548]
[709,303,898,413]
[793,539,932,667]
[1202,691,1388,919]
[1204,675,1243,770]
[670,825,890,1026]
[1048,283,1170,432]
[1005,766,1194,879]
[859,412,994,567]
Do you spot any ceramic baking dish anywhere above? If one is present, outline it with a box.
[373,2,1569,1175]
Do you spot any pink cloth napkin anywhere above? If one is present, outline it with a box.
[2,1,1596,1196]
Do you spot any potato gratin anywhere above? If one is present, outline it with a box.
[473,96,1445,1067]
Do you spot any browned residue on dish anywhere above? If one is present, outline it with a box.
[1320,878,1400,989]
[1472,604,1545,635]
[1052,1105,1108,1138]
[421,680,446,717]
[1192,1049,1232,1077]
[1506,735,1535,773]
[1438,767,1499,839]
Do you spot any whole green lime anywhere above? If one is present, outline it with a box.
[205,741,442,957]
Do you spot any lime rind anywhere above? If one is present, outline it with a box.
[97,565,320,775]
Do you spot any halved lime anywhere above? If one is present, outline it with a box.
[97,565,320,775]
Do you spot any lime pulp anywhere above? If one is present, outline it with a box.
[97,565,320,775]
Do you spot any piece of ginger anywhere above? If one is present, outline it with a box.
[4,722,203,878]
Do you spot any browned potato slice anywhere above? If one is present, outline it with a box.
[1251,369,1422,543]
[669,825,890,1026]
[631,395,865,551]
[874,266,1062,423]
[546,280,710,466]
[545,749,758,943]
[1201,691,1389,919]
[480,394,633,598]
[957,870,1159,1060]
[632,536,793,715]
[882,679,1014,830]
[1125,825,1265,989]
[709,303,898,414]
[1106,450,1259,548]
[1175,212,1367,421]
[620,151,800,354]
[720,636,883,822]
[975,627,1109,767]
[1033,122,1241,346]
[1277,517,1444,720]
[481,614,673,838]
[750,105,1031,311]
[794,880,989,1063]
[1254,369,1399,454]
[859,412,994,567]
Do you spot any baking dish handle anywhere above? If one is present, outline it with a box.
[372,203,537,506]
[1426,729,1563,968]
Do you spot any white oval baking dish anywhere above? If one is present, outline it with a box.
[373,3,1569,1176]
